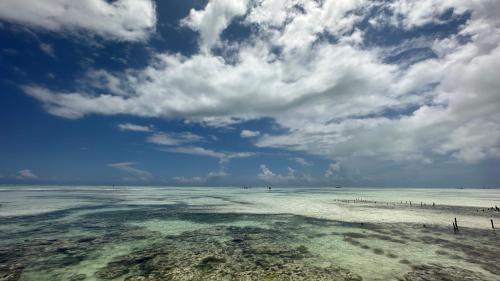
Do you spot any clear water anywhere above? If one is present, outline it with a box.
[0,186,499,280]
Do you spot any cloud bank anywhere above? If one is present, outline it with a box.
[20,0,500,171]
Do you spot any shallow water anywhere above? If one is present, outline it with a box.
[0,186,499,281]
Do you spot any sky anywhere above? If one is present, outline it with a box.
[0,0,499,187]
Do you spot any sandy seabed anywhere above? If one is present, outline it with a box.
[0,186,499,281]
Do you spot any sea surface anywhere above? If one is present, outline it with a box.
[0,186,499,281]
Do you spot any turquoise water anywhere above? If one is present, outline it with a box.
[0,186,499,280]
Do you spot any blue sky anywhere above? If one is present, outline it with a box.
[0,0,499,187]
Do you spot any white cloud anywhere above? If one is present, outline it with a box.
[23,0,500,168]
[291,157,312,166]
[22,43,399,120]
[107,162,152,181]
[85,70,130,97]
[147,132,203,146]
[388,0,457,29]
[258,164,279,181]
[324,162,340,178]
[181,0,249,51]
[39,43,55,58]
[436,120,500,163]
[17,169,37,179]
[254,0,500,165]
[117,123,153,132]
[173,176,205,184]
[247,0,368,52]
[0,0,157,41]
[240,129,260,138]
[146,129,254,164]
[258,164,296,183]
[160,146,220,157]
[174,167,228,185]
[159,146,254,163]
[208,167,228,177]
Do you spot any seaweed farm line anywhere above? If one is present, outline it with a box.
[0,186,499,281]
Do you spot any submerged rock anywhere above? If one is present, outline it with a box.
[95,261,130,279]
[402,264,490,281]
[197,256,227,270]
[95,225,362,281]
[0,263,23,281]
[2,207,499,281]
[68,273,86,281]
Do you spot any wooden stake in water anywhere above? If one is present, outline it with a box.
[491,219,495,230]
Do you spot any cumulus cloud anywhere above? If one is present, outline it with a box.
[107,162,152,181]
[22,0,500,168]
[290,157,311,167]
[0,0,157,41]
[240,129,260,138]
[181,0,249,51]
[208,166,228,177]
[22,42,399,120]
[117,123,153,132]
[17,169,37,179]
[258,164,297,183]
[324,162,341,178]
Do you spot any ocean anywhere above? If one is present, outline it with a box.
[0,186,499,280]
